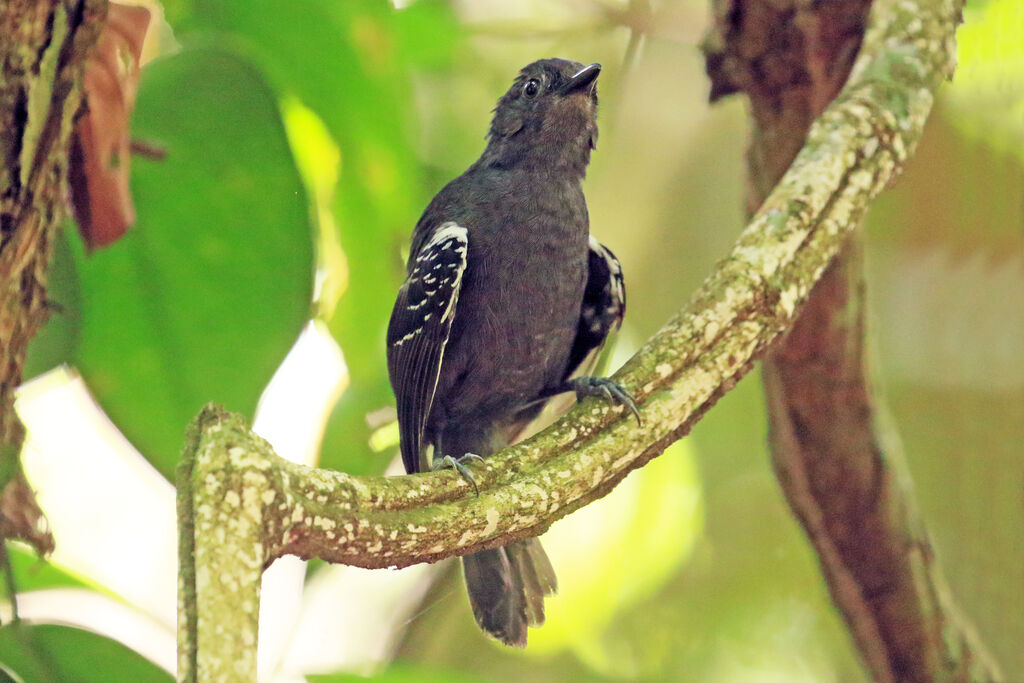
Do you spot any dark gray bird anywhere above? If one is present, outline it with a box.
[386,58,637,647]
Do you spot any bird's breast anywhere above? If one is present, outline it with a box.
[437,192,589,425]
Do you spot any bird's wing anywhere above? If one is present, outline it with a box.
[387,222,469,474]
[563,235,626,381]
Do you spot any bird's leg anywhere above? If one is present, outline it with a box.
[536,377,642,425]
[433,453,485,496]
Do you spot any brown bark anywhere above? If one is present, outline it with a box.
[705,0,1001,680]
[0,0,107,553]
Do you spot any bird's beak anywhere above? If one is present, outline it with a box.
[561,63,601,95]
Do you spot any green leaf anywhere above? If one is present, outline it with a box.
[7,544,89,594]
[0,623,171,682]
[169,1,463,474]
[23,229,81,379]
[68,49,313,478]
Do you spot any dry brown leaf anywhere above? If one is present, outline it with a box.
[69,2,151,249]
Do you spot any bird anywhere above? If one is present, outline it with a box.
[386,58,638,647]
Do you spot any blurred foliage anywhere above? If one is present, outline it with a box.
[308,663,486,683]
[24,234,82,381]
[947,0,1024,158]
[526,440,701,672]
[0,624,172,682]
[28,48,314,479]
[6,545,89,594]
[8,0,1022,680]
[158,0,465,475]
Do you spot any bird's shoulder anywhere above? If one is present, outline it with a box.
[409,167,522,255]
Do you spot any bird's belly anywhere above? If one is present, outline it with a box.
[436,243,586,431]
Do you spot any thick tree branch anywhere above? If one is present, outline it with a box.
[177,0,972,677]
[706,0,1002,679]
[0,0,106,554]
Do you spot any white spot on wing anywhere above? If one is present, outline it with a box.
[413,222,468,447]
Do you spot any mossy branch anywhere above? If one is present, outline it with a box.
[177,0,973,678]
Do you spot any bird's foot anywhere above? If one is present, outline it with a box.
[433,453,485,496]
[568,376,642,426]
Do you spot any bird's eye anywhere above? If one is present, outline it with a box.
[523,79,540,98]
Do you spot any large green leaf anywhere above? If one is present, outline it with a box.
[0,623,171,682]
[66,49,313,478]
[167,1,463,474]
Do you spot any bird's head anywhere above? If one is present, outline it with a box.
[481,58,600,176]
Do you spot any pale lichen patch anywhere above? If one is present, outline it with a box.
[313,516,336,531]
[778,285,800,317]
[611,450,638,472]
[482,508,500,537]
[702,321,720,345]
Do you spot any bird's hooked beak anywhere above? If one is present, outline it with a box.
[560,63,601,95]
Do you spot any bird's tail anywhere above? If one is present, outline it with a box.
[461,538,557,647]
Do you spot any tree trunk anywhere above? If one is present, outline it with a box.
[704,0,1002,679]
[0,0,106,555]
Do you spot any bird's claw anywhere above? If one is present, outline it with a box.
[571,377,642,426]
[433,453,485,496]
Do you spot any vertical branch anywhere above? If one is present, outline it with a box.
[705,0,1002,679]
[0,0,106,554]
[177,407,271,682]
